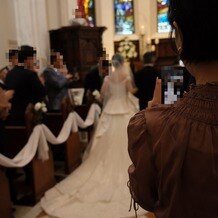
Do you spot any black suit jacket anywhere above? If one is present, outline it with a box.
[134,65,158,110]
[5,66,46,125]
[83,66,102,103]
[84,66,102,93]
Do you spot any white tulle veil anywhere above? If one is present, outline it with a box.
[100,53,138,109]
[110,53,136,88]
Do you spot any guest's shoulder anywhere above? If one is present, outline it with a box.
[128,106,170,136]
[129,105,169,125]
[43,67,55,74]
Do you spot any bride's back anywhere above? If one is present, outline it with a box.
[108,68,129,97]
[102,54,133,114]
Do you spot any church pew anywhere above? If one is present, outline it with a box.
[74,104,95,143]
[44,105,82,174]
[3,105,56,205]
[0,167,13,218]
[4,126,28,158]
[64,131,81,173]
[63,95,95,143]
[27,150,55,202]
[3,125,55,205]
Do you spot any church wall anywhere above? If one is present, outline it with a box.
[0,0,17,68]
[0,0,170,69]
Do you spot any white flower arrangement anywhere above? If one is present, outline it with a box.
[92,90,101,101]
[33,101,47,124]
[34,102,47,112]
[117,37,138,61]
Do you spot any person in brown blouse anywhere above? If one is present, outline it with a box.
[127,0,218,217]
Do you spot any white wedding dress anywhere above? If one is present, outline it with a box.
[40,69,146,218]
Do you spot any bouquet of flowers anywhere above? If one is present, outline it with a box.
[117,37,138,61]
[33,101,47,124]
[92,90,101,101]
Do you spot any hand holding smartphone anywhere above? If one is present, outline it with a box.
[148,78,161,108]
[160,66,184,105]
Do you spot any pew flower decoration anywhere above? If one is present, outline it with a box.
[33,102,47,124]
[92,90,101,101]
[117,37,138,61]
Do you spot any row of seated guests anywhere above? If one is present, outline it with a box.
[0,46,79,204]
[1,46,79,126]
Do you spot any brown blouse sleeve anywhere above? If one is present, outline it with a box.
[127,110,158,211]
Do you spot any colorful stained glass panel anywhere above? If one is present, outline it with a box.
[157,0,171,33]
[114,0,135,35]
[83,0,96,27]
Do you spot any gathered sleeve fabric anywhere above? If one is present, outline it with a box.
[127,110,158,211]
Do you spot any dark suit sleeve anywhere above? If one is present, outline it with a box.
[29,72,46,103]
[84,71,91,92]
[44,69,68,89]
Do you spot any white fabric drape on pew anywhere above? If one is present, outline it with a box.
[0,103,101,168]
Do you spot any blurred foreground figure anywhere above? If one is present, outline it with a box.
[128,0,218,217]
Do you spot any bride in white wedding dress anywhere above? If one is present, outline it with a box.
[40,54,146,218]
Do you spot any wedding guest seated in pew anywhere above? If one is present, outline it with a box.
[5,45,46,125]
[0,50,19,90]
[7,49,19,71]
[43,51,77,111]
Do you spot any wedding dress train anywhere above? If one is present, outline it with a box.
[40,72,146,218]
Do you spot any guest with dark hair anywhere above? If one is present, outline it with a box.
[133,51,158,110]
[128,0,218,217]
[5,45,46,125]
[8,49,19,71]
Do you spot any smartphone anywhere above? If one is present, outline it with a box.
[160,66,184,105]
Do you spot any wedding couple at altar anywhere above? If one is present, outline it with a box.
[34,53,146,218]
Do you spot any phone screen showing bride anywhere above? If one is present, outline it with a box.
[160,66,184,105]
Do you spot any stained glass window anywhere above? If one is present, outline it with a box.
[114,0,135,35]
[77,0,95,26]
[157,0,171,33]
[83,0,95,26]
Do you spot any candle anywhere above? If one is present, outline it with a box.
[147,37,151,44]
[140,25,145,35]
[155,37,159,44]
[151,45,156,51]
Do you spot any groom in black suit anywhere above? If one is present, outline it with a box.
[134,52,158,110]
